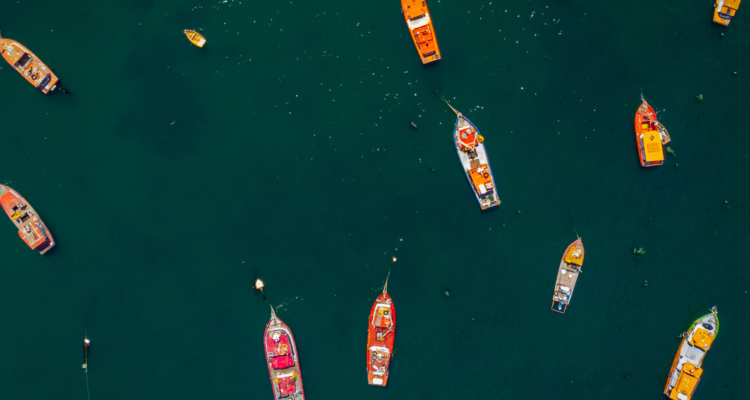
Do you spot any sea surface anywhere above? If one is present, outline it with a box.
[1,0,749,398]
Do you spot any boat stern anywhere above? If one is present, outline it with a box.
[714,0,741,25]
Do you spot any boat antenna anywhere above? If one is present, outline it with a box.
[83,331,91,400]
[441,96,461,117]
[269,303,277,319]
[568,205,579,239]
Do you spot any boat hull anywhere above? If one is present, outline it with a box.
[401,0,441,64]
[634,99,665,167]
[184,30,206,48]
[551,239,584,313]
[0,185,55,254]
[264,314,305,400]
[453,116,501,210]
[367,293,396,386]
[664,310,719,400]
[0,37,59,94]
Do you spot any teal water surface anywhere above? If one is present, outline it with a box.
[1,0,749,398]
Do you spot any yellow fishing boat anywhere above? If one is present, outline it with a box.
[184,30,206,48]
[714,0,741,25]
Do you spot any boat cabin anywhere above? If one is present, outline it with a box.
[372,304,392,329]
[640,132,664,164]
[274,371,298,397]
[469,164,494,198]
[369,346,391,377]
[266,331,295,370]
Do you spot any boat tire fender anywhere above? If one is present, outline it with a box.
[483,172,489,179]
[31,73,38,80]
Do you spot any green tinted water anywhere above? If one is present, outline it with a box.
[1,0,749,398]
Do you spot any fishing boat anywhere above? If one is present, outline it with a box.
[714,0,741,25]
[551,238,584,313]
[634,97,671,167]
[367,273,396,386]
[0,185,55,254]
[184,30,206,48]
[0,32,60,94]
[664,307,720,400]
[401,0,441,64]
[444,100,501,210]
[264,306,304,400]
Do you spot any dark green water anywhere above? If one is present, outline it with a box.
[1,0,749,398]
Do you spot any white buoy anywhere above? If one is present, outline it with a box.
[392,257,397,263]
[255,279,265,290]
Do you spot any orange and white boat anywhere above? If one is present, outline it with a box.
[714,0,741,25]
[366,272,396,386]
[264,306,305,400]
[0,32,60,94]
[0,185,55,255]
[634,96,671,167]
[664,307,719,400]
[551,238,584,313]
[401,0,441,64]
[183,30,206,48]
[444,99,501,210]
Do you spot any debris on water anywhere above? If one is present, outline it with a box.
[517,210,521,215]
[430,167,436,173]
[634,247,645,255]
[722,200,730,209]
[444,290,450,297]
[696,94,703,101]
[624,373,631,380]
[666,147,676,157]
[170,121,176,125]
[734,71,738,75]
[721,32,725,37]
[643,281,649,287]
[471,317,475,321]
[410,122,418,129]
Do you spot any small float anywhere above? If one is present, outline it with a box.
[714,0,741,25]
[401,0,441,64]
[664,307,719,400]
[551,238,584,313]
[634,97,671,167]
[0,32,60,94]
[264,306,305,400]
[184,30,206,48]
[444,100,501,210]
[367,273,396,386]
[0,185,55,254]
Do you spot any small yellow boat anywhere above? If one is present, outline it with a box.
[184,30,206,48]
[714,0,741,25]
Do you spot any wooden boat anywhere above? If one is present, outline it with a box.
[264,306,305,400]
[551,238,584,313]
[714,0,741,25]
[444,100,501,210]
[401,0,441,64]
[664,307,719,400]
[0,186,55,254]
[366,272,396,386]
[0,32,60,94]
[634,97,671,167]
[184,30,206,48]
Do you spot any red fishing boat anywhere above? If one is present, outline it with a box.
[264,306,305,400]
[366,273,396,386]
[401,0,441,64]
[634,96,671,167]
[0,185,55,254]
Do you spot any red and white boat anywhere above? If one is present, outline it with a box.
[264,306,305,400]
[366,274,396,386]
[0,185,55,254]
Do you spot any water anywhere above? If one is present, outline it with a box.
[1,0,749,398]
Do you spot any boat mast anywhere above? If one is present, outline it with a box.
[442,96,461,117]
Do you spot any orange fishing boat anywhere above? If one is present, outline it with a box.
[0,32,60,94]
[634,96,671,167]
[264,306,305,400]
[664,307,719,400]
[183,30,206,48]
[0,185,55,254]
[551,238,584,313]
[401,0,441,64]
[366,272,396,386]
[714,0,741,25]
